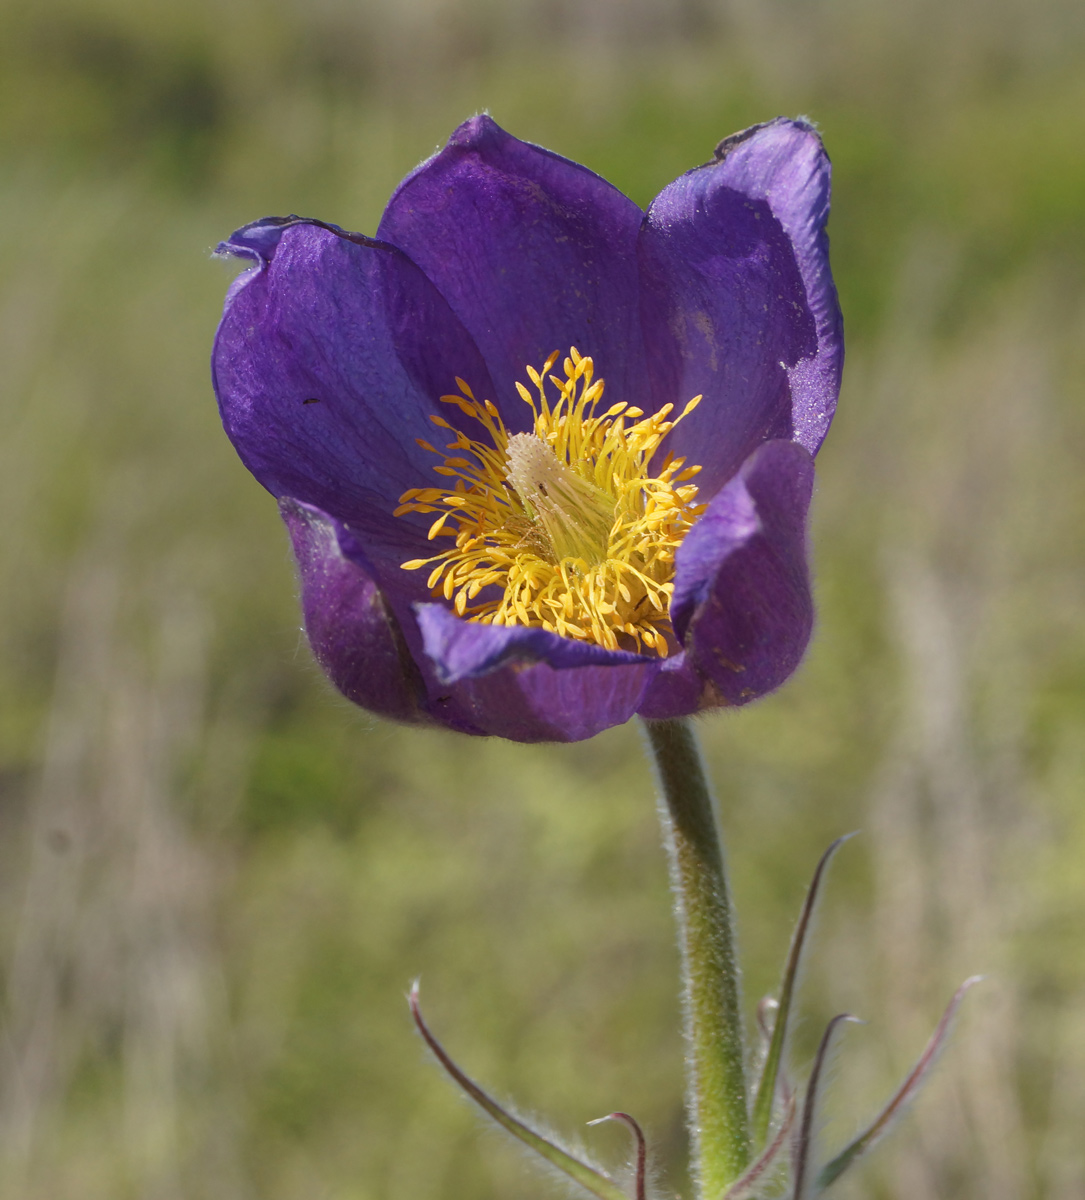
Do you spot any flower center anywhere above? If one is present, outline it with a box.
[395,348,704,657]
[504,430,614,564]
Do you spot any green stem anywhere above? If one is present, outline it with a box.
[643,717,749,1198]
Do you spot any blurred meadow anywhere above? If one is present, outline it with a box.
[1,0,1085,1196]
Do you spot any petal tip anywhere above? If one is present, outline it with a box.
[448,112,507,150]
[712,116,822,164]
[216,215,313,265]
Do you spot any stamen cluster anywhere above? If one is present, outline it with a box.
[396,349,704,656]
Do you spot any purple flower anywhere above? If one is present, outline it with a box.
[211,115,842,743]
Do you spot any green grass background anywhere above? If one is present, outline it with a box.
[1,0,1084,1196]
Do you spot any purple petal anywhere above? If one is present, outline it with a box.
[416,602,650,682]
[635,651,726,721]
[291,518,656,743]
[449,659,655,743]
[280,498,432,725]
[712,120,842,455]
[214,215,312,264]
[377,114,650,423]
[213,220,495,573]
[670,439,815,705]
[414,604,657,742]
[638,118,842,496]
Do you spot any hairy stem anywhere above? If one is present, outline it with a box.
[643,717,749,1195]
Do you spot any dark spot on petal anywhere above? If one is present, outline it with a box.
[303,397,321,404]
[714,121,770,162]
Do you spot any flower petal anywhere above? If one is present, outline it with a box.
[280,497,433,725]
[711,120,843,456]
[416,602,650,681]
[639,118,842,496]
[451,662,655,743]
[287,511,656,743]
[635,651,726,722]
[377,114,650,421]
[668,439,815,705]
[213,219,495,572]
[414,604,657,742]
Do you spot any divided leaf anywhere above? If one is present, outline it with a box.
[751,835,855,1149]
[792,1014,863,1200]
[721,1094,796,1200]
[814,976,984,1192]
[587,1112,647,1200]
[409,984,631,1200]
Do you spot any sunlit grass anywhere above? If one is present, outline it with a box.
[0,1,1083,1196]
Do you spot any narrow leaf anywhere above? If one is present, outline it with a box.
[409,984,629,1200]
[792,1014,863,1200]
[753,998,777,1046]
[756,996,779,1045]
[721,1094,796,1200]
[814,976,984,1192]
[755,998,794,1115]
[751,835,855,1148]
[587,1112,647,1200]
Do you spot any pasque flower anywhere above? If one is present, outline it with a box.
[212,115,842,742]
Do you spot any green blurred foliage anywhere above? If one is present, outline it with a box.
[1,0,1084,1197]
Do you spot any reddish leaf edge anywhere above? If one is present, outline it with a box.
[813,976,985,1192]
[720,1093,796,1200]
[409,982,631,1200]
[751,834,856,1149]
[792,1014,864,1199]
[587,1112,648,1200]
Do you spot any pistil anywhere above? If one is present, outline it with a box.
[504,431,614,565]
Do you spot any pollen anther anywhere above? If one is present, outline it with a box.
[397,349,705,656]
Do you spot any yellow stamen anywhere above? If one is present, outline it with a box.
[396,349,705,656]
